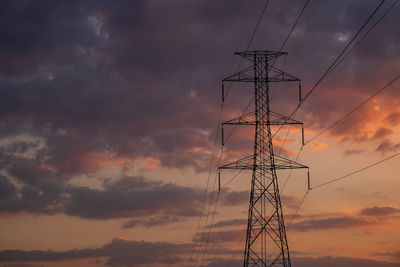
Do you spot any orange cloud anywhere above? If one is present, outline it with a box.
[141,157,161,170]
[115,158,132,168]
[51,146,112,174]
[114,236,130,242]
[311,142,328,150]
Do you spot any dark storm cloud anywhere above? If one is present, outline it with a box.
[0,0,400,228]
[0,1,98,76]
[0,154,64,215]
[0,0,225,172]
[1,0,399,177]
[0,163,247,220]
[62,176,202,219]
[64,180,252,219]
[279,1,400,144]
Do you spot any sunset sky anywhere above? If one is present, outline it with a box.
[0,0,400,266]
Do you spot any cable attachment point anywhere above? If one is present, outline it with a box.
[222,83,225,103]
[218,171,221,194]
[298,82,302,103]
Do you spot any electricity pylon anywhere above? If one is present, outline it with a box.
[219,51,309,266]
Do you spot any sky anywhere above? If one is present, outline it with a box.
[0,0,400,266]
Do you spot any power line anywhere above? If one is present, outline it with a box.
[271,0,387,139]
[224,0,310,145]
[281,145,304,193]
[193,149,224,266]
[300,0,386,104]
[224,0,271,99]
[246,0,271,52]
[192,1,273,264]
[312,151,400,190]
[324,0,399,78]
[280,0,311,51]
[220,169,244,190]
[224,95,254,144]
[188,105,223,265]
[274,0,395,236]
[305,73,400,144]
[199,191,220,267]
[191,1,270,263]
[286,190,309,228]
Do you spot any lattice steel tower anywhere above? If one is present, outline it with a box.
[219,51,309,266]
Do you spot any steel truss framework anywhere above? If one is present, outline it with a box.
[220,51,309,267]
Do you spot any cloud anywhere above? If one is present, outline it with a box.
[1,0,399,179]
[219,190,248,206]
[4,243,398,267]
[0,1,399,266]
[311,142,328,150]
[64,179,249,219]
[292,256,400,267]
[288,205,400,232]
[373,127,394,139]
[217,187,299,209]
[64,176,203,219]
[206,256,400,267]
[0,238,192,266]
[210,218,247,228]
[0,237,238,266]
[122,215,184,229]
[206,258,242,267]
[0,156,65,215]
[376,250,400,261]
[343,149,364,156]
[385,112,400,126]
[193,229,243,243]
[359,206,400,217]
[376,140,400,153]
[0,162,248,220]
[290,216,372,232]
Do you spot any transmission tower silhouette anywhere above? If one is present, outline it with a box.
[219,51,309,266]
